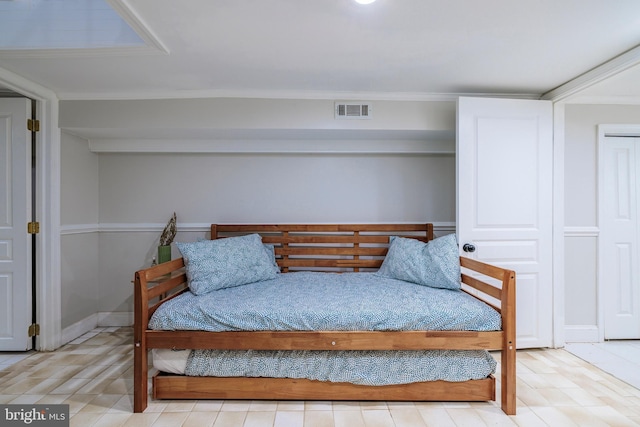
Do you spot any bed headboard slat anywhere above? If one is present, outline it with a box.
[210,223,434,272]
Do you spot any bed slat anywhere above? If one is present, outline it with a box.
[276,246,388,256]
[461,273,503,301]
[213,223,433,272]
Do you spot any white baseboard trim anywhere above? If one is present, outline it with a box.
[98,311,133,327]
[60,312,134,345]
[565,325,600,343]
[61,314,98,346]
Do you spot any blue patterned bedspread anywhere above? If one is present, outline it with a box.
[185,349,497,384]
[149,272,501,332]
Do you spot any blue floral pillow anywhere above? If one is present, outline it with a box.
[376,234,461,290]
[177,234,280,295]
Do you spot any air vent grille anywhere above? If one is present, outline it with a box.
[335,102,372,119]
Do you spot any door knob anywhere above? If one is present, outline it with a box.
[462,243,476,253]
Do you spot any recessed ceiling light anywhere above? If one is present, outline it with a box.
[355,0,376,4]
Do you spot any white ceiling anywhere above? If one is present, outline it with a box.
[1,0,639,101]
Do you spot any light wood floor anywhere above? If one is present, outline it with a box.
[565,341,640,391]
[1,328,639,426]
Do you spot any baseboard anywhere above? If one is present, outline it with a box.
[98,311,133,327]
[61,314,98,345]
[564,325,600,343]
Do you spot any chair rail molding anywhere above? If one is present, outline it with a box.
[564,226,599,238]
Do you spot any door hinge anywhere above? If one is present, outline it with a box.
[27,221,40,234]
[28,323,40,337]
[27,119,40,132]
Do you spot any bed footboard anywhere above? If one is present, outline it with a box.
[134,257,188,413]
[460,256,516,415]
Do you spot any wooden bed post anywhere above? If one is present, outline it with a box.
[426,223,434,241]
[501,268,517,415]
[133,271,149,413]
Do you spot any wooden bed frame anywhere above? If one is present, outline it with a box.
[134,223,516,415]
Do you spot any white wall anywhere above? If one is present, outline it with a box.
[564,103,640,341]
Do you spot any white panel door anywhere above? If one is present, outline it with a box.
[0,98,32,351]
[602,136,640,339]
[457,97,553,349]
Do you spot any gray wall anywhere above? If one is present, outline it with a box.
[58,98,457,338]
[98,153,455,224]
[564,103,640,339]
[96,152,455,314]
[60,131,99,329]
[59,97,640,344]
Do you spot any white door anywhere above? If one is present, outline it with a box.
[0,98,32,351]
[457,96,553,349]
[601,136,640,339]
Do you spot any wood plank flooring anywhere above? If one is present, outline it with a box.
[0,328,639,426]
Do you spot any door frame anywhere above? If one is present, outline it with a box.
[552,103,566,348]
[0,67,61,351]
[597,124,640,342]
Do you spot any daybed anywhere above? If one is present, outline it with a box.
[133,223,516,414]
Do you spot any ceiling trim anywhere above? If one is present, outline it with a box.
[56,89,541,102]
[562,95,640,105]
[542,44,640,102]
[107,0,169,54]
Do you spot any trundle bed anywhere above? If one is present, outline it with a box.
[133,223,516,414]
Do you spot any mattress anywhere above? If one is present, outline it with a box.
[152,348,498,384]
[148,271,501,332]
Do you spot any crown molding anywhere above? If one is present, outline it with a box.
[56,89,541,102]
[108,0,170,54]
[542,44,640,102]
[560,95,640,105]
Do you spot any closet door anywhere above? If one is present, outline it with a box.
[457,97,553,349]
[601,136,640,339]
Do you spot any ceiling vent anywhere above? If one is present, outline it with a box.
[335,102,372,119]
